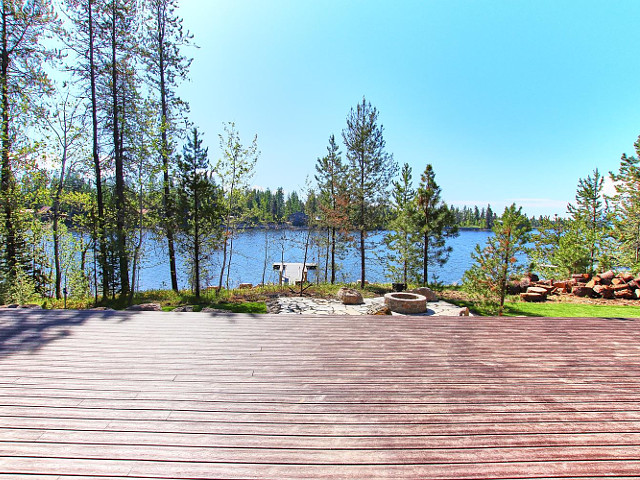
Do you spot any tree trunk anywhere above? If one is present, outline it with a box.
[111,4,129,297]
[157,5,178,292]
[0,4,15,276]
[225,236,234,289]
[218,167,237,293]
[331,226,336,284]
[194,187,200,298]
[359,229,365,289]
[423,232,429,287]
[52,150,67,300]
[324,227,329,283]
[88,0,109,299]
[261,228,268,285]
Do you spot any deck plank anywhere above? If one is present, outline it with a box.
[1,310,640,478]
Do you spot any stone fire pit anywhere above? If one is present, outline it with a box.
[383,292,427,314]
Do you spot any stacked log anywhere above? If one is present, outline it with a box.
[518,270,640,302]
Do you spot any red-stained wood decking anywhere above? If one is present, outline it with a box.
[0,310,640,479]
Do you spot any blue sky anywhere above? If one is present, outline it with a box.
[177,0,640,217]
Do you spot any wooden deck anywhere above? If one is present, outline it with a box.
[1,310,640,479]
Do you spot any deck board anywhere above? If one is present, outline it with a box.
[1,310,640,478]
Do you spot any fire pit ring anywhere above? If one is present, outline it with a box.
[383,292,427,314]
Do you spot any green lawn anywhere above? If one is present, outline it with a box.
[502,302,640,318]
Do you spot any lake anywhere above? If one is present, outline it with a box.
[133,228,493,291]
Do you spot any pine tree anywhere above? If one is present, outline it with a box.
[384,163,420,284]
[342,97,397,288]
[610,145,640,270]
[414,164,458,286]
[314,134,348,283]
[176,127,222,298]
[463,204,531,315]
[64,0,111,298]
[141,0,193,293]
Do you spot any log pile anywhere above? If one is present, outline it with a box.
[515,271,640,302]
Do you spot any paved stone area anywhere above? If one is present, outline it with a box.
[277,296,470,316]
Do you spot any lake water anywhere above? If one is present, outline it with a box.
[133,228,493,291]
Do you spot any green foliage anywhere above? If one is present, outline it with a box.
[342,97,397,287]
[609,144,640,271]
[415,164,458,286]
[0,266,38,305]
[176,127,223,297]
[384,163,421,284]
[463,204,531,315]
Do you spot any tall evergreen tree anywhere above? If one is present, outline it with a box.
[610,144,640,270]
[177,127,222,298]
[384,163,420,284]
[567,168,610,274]
[103,0,140,298]
[315,134,348,283]
[415,164,458,286]
[342,97,397,288]
[64,0,111,299]
[463,204,531,315]
[141,0,192,293]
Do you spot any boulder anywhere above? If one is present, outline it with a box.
[20,304,42,309]
[459,307,470,316]
[173,305,195,312]
[520,292,546,302]
[409,287,438,302]
[366,303,392,315]
[126,303,162,311]
[525,272,540,282]
[238,283,253,289]
[336,288,364,305]
[572,286,594,298]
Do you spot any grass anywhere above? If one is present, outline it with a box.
[438,286,640,317]
[501,302,640,318]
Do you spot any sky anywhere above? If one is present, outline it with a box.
[176,0,640,217]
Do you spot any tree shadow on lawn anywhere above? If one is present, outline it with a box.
[0,309,136,358]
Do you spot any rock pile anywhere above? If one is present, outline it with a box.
[515,271,640,302]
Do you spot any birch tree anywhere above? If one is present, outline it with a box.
[215,122,258,292]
